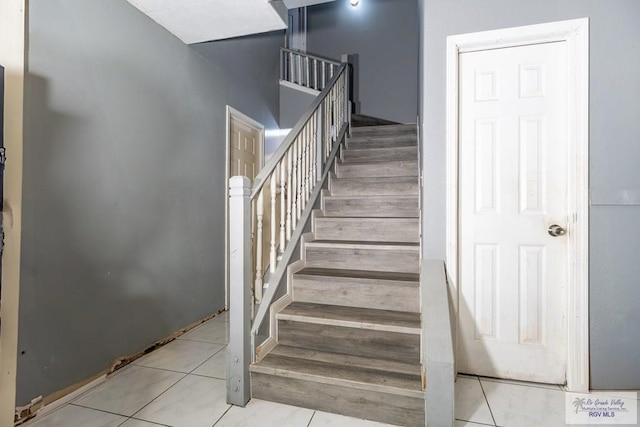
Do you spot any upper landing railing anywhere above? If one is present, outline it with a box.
[228,56,351,406]
[280,48,341,92]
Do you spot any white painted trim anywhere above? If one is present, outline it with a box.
[445,18,589,392]
[0,1,26,424]
[254,337,276,363]
[225,106,265,310]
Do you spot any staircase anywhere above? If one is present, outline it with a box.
[250,123,424,426]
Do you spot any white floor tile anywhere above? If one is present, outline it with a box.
[134,339,224,373]
[119,419,166,427]
[215,399,314,427]
[455,421,495,427]
[27,404,126,427]
[481,379,566,427]
[458,373,479,380]
[309,410,396,426]
[455,377,494,425]
[133,374,229,427]
[192,346,227,379]
[73,365,184,416]
[179,318,229,344]
[480,376,561,391]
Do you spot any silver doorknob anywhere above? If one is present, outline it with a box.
[548,224,566,237]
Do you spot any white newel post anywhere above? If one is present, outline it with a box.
[227,176,251,407]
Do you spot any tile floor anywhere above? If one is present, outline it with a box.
[24,312,638,427]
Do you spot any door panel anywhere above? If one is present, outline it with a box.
[230,117,259,180]
[458,42,568,383]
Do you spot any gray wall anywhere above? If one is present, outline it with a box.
[18,0,282,404]
[307,0,419,123]
[420,0,640,389]
[279,84,317,128]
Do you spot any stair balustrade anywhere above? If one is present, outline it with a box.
[227,57,351,406]
[280,48,341,92]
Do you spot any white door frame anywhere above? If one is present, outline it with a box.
[0,1,27,423]
[225,106,265,310]
[445,18,589,391]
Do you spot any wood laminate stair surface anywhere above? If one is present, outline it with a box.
[250,122,423,426]
[329,175,419,196]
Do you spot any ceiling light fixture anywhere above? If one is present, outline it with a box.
[350,0,360,7]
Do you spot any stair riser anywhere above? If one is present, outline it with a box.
[278,320,420,363]
[323,197,418,218]
[305,246,419,273]
[350,124,417,136]
[293,275,420,312]
[251,373,425,427]
[330,177,419,196]
[314,218,419,242]
[336,161,418,178]
[346,135,417,149]
[342,146,417,163]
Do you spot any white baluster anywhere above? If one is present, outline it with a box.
[337,75,342,127]
[313,59,318,90]
[324,98,330,161]
[286,148,293,241]
[270,171,277,273]
[254,188,264,303]
[296,137,302,221]
[305,122,313,200]
[340,73,345,126]
[279,156,286,257]
[301,124,308,209]
[291,141,298,230]
[322,62,326,88]
[311,112,317,184]
[332,85,337,142]
[305,56,310,88]
[288,51,294,83]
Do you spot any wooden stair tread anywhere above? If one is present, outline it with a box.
[252,353,423,397]
[279,301,421,331]
[324,194,418,200]
[350,123,417,135]
[344,146,417,153]
[306,240,419,248]
[269,345,421,376]
[339,158,418,165]
[315,216,419,221]
[296,267,419,282]
[331,175,419,183]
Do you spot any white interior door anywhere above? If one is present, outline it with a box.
[458,42,569,383]
[230,116,261,180]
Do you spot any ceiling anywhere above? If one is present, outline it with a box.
[126,0,288,44]
[126,0,337,45]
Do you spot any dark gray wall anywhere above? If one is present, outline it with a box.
[307,0,419,123]
[18,0,282,404]
[420,0,640,389]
